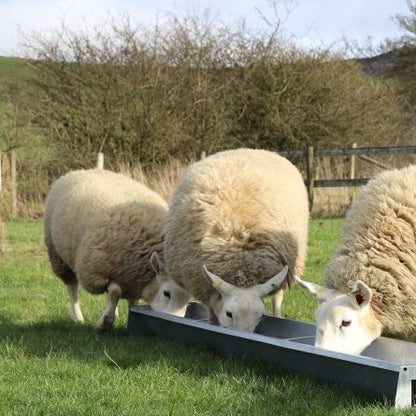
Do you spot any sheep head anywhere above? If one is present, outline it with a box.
[295,277,382,355]
[203,265,289,332]
[149,252,190,317]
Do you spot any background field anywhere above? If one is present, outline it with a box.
[1,217,412,416]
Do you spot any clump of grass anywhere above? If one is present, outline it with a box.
[118,158,188,203]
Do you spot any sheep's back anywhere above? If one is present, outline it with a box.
[44,169,167,271]
[164,148,309,301]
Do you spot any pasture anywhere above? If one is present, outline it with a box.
[0,217,411,415]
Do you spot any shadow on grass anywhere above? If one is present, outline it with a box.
[0,312,384,411]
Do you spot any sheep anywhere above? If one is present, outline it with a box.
[296,164,416,355]
[163,148,309,332]
[44,168,190,330]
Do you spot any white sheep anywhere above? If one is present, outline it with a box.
[163,148,309,332]
[44,169,190,330]
[296,164,416,355]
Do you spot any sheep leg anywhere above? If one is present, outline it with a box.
[271,289,284,317]
[96,282,122,330]
[128,299,138,307]
[67,282,84,323]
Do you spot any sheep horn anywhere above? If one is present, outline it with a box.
[203,265,236,296]
[257,265,289,297]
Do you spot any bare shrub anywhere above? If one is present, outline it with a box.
[18,10,412,180]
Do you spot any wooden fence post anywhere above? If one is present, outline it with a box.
[97,152,104,169]
[10,150,16,218]
[350,142,357,179]
[307,146,315,210]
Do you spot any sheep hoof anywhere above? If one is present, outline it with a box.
[96,314,114,331]
[72,311,84,323]
[73,315,84,324]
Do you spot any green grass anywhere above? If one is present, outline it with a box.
[0,218,412,415]
[0,56,34,81]
[278,215,345,321]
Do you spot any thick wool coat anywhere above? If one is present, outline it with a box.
[164,148,309,306]
[325,164,416,338]
[44,169,167,301]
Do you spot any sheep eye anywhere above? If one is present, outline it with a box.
[341,320,351,327]
[163,290,171,299]
[226,310,233,319]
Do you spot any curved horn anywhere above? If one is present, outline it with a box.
[203,265,235,296]
[257,265,289,297]
[295,276,342,303]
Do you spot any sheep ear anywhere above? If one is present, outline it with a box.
[150,252,165,280]
[349,280,372,308]
[257,265,289,297]
[295,276,341,303]
[203,265,234,296]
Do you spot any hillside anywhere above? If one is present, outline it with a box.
[357,51,396,78]
[0,52,398,82]
[0,56,34,85]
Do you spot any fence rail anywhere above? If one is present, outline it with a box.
[279,145,416,158]
[278,144,416,209]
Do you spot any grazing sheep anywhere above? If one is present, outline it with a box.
[44,169,190,330]
[163,148,309,332]
[296,164,416,355]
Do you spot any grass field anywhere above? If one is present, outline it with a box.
[0,56,34,81]
[0,217,412,415]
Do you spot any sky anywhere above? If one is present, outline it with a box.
[0,0,412,57]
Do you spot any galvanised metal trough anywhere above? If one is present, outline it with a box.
[127,302,416,409]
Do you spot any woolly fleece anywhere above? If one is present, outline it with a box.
[164,148,309,306]
[44,169,168,301]
[325,164,416,338]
